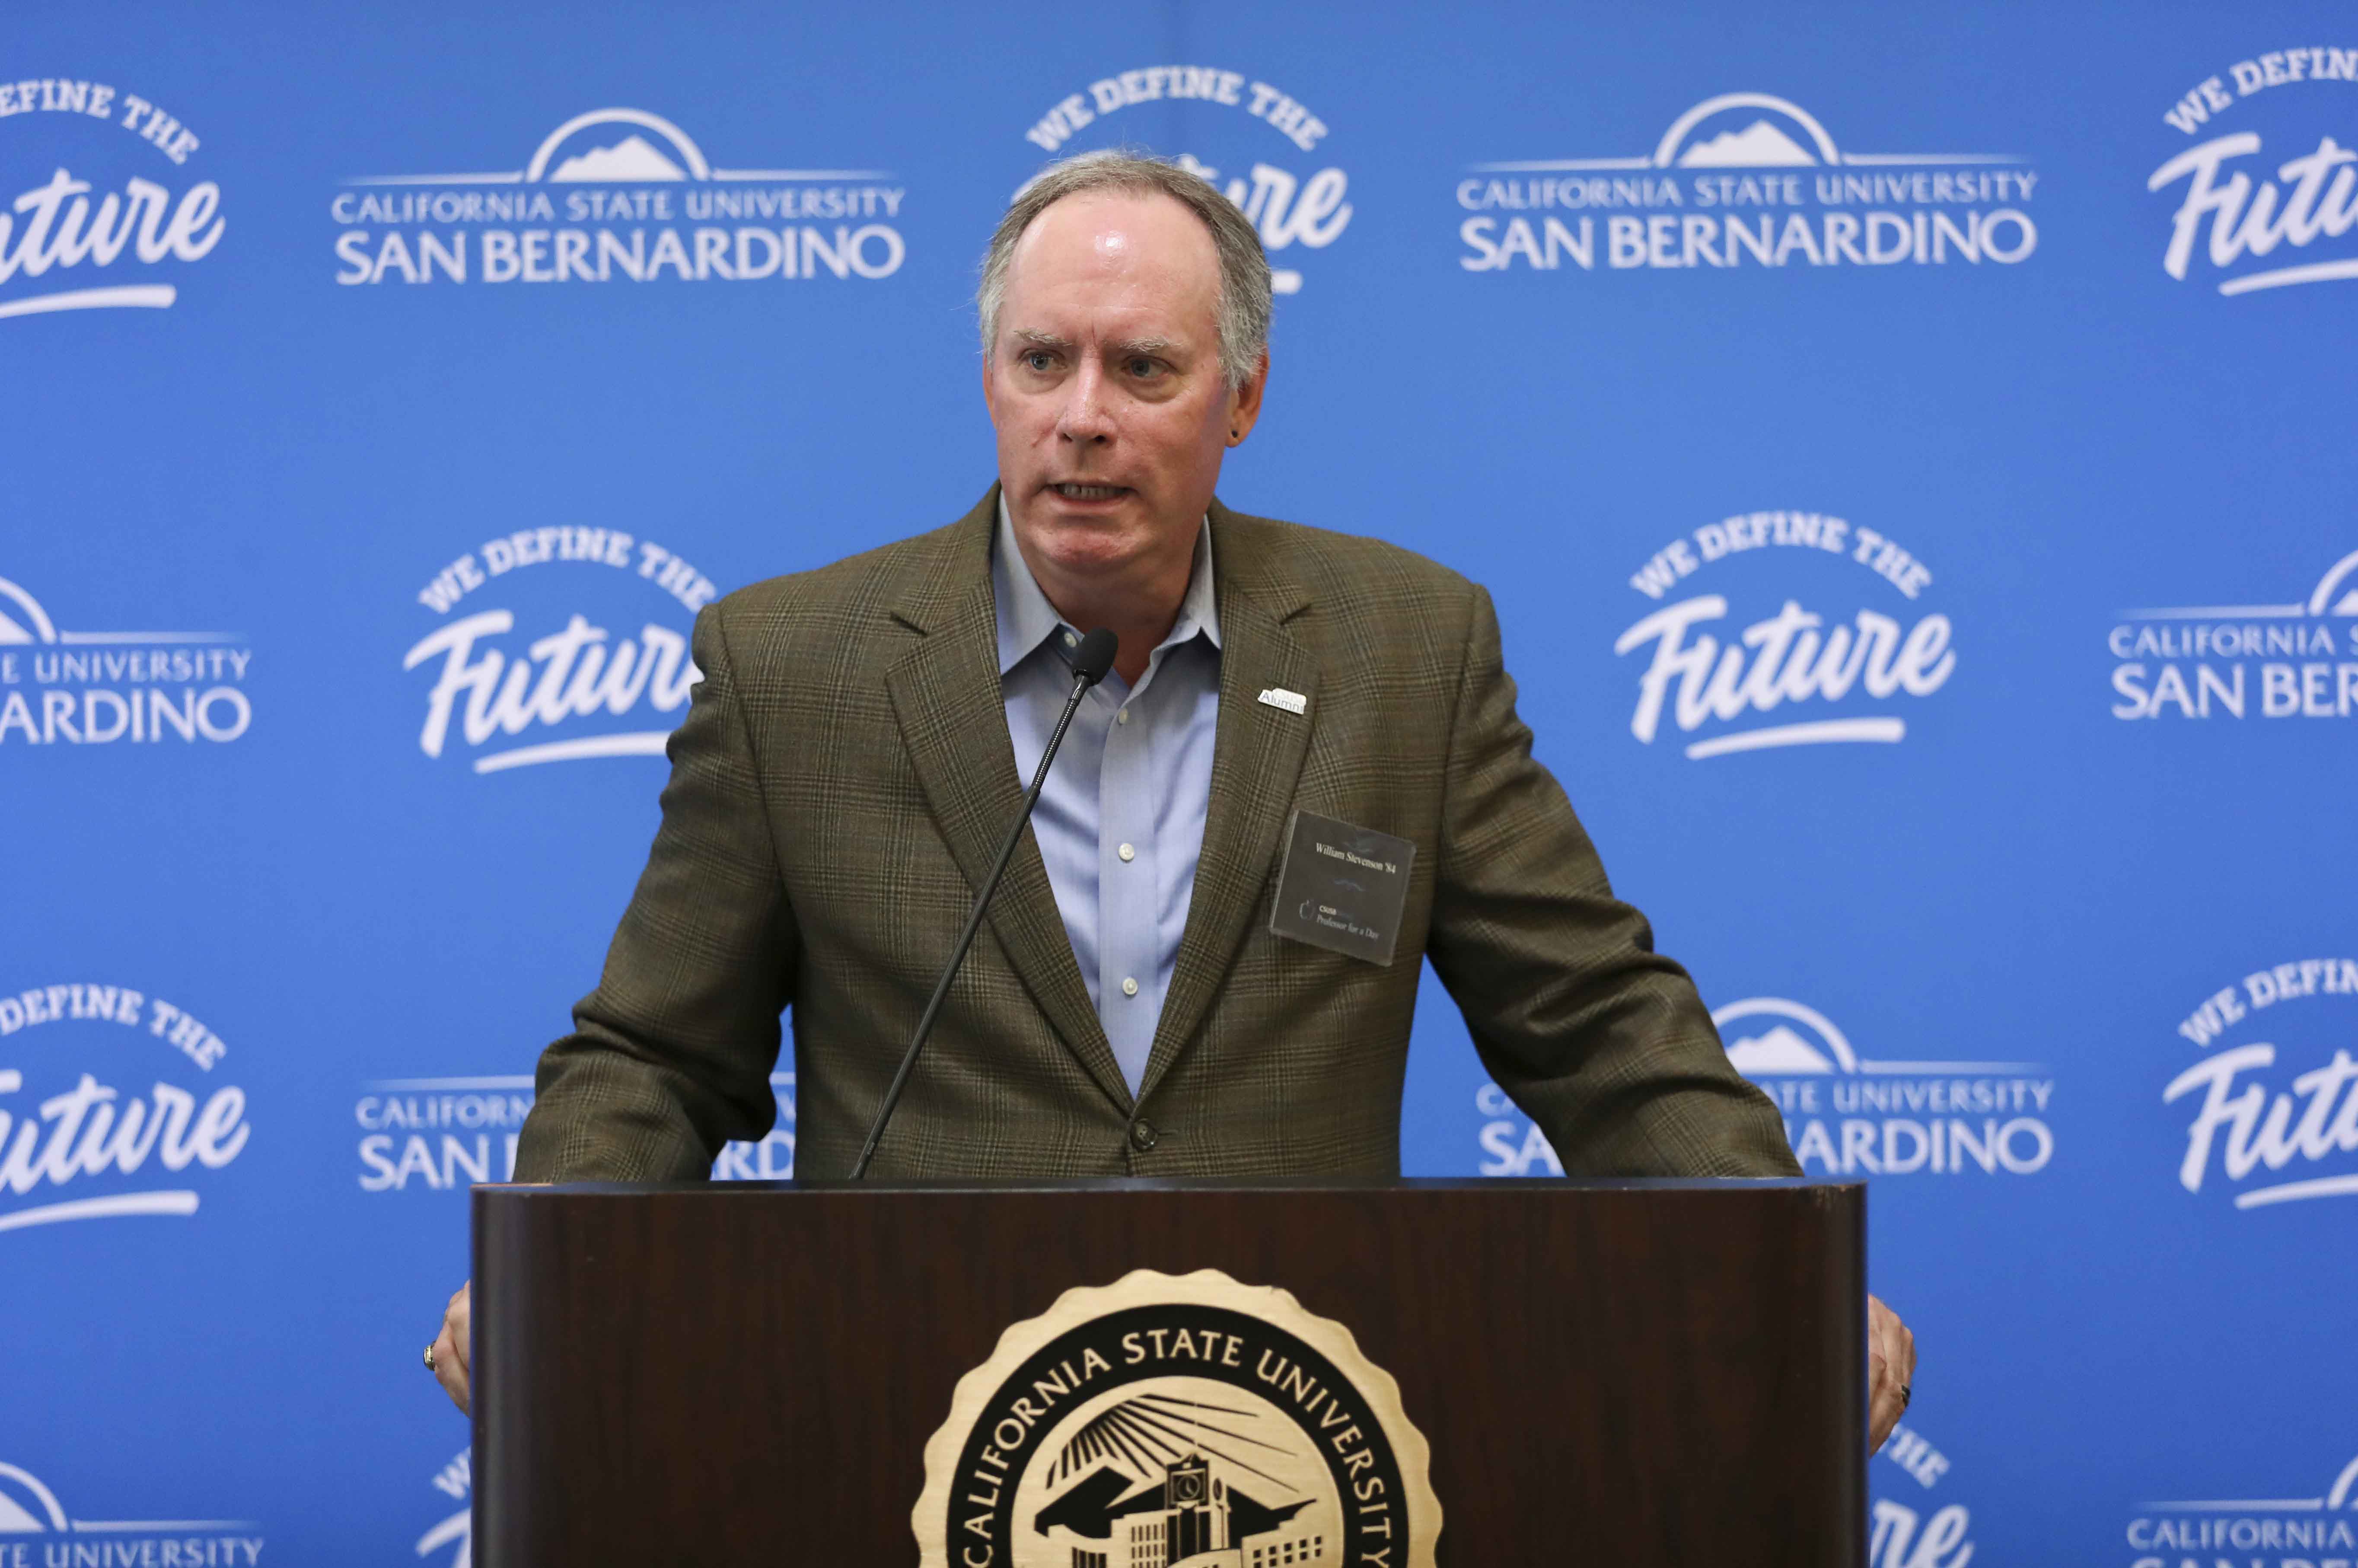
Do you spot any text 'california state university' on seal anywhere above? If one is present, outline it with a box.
[916,1268,1441,1568]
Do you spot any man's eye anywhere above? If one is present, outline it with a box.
[1126,358,1158,377]
[1024,351,1054,372]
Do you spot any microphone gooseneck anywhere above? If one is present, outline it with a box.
[849,627,1120,1179]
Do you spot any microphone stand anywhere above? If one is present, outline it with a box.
[849,628,1117,1178]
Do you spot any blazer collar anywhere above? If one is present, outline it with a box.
[1138,498,1318,1100]
[883,486,1134,1113]
[883,489,1320,1114]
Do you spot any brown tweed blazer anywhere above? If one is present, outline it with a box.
[514,489,1799,1182]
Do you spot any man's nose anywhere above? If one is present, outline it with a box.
[1056,361,1116,445]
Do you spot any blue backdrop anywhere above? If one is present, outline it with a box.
[6,2,2355,1562]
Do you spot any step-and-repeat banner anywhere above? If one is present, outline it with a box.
[6,1,2353,1560]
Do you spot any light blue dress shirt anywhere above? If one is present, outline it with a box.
[994,497,1222,1096]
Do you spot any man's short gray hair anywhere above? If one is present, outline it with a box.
[977,150,1272,393]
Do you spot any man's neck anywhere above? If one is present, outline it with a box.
[1043,582,1184,688]
[1006,512,1204,687]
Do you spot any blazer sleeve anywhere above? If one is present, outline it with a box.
[513,601,800,1181]
[1423,584,1800,1178]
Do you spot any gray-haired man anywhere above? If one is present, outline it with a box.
[427,151,1916,1442]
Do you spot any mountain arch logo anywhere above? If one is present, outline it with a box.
[1654,93,1846,167]
[0,1460,263,1555]
[1485,90,2031,176]
[1459,91,2040,275]
[332,107,908,289]
[2109,546,2358,721]
[0,575,253,749]
[0,574,244,650]
[2129,1448,2358,1561]
[1719,996,1862,1074]
[533,108,718,183]
[0,576,54,644]
[2313,550,2358,616]
[1713,997,2058,1178]
[349,107,889,189]
[0,1464,66,1533]
[915,1269,1439,1568]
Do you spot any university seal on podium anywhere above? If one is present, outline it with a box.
[915,1268,1441,1568]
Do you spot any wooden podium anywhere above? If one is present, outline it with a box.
[472,1179,1864,1565]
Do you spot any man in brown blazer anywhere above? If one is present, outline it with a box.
[508,481,1794,1184]
[430,150,1914,1439]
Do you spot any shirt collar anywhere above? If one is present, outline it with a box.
[993,491,1221,678]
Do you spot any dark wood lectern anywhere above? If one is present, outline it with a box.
[473,1179,1864,1565]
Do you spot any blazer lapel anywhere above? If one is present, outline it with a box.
[883,491,1133,1115]
[1139,504,1318,1100]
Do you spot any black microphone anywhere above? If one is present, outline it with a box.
[849,626,1120,1179]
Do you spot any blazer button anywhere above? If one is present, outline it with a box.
[1129,1118,1159,1152]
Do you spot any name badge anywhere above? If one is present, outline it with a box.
[1268,810,1416,966]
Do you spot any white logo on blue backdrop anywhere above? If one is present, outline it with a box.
[1476,998,2054,1181]
[1714,998,2055,1178]
[0,574,252,749]
[0,1460,262,1558]
[2151,47,2358,297]
[2129,1449,2358,1562]
[414,1448,471,1568]
[1615,511,1956,759]
[401,529,720,773]
[1873,1422,1979,1568]
[2165,958,2358,1210]
[0,982,251,1233]
[2109,548,2358,721]
[1460,91,2038,274]
[0,75,226,322]
[1018,66,1351,296]
[357,1072,794,1190]
[334,107,907,287]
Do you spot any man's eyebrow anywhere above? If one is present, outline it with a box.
[1108,335,1176,357]
[1010,328,1072,351]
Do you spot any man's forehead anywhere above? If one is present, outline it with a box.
[1014,188,1213,261]
[1001,191,1220,323]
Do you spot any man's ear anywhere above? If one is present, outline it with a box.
[1225,349,1270,446]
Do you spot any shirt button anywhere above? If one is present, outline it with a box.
[1117,708,1131,725]
[1122,976,1139,997]
[1062,631,1077,647]
[1118,843,1136,862]
[1130,1119,1158,1151]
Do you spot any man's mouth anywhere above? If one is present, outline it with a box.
[1047,483,1131,502]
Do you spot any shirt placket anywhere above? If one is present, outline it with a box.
[1096,662,1161,1094]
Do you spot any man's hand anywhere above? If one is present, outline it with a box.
[1867,1294,1915,1451]
[429,1281,472,1415]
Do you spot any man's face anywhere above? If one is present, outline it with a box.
[982,191,1262,588]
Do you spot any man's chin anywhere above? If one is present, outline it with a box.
[1019,510,1156,580]
[1019,491,1152,551]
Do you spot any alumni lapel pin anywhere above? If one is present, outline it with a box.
[1257,687,1308,715]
